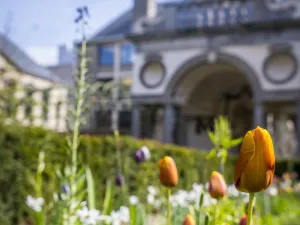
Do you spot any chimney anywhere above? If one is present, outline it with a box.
[58,44,73,65]
[133,0,157,22]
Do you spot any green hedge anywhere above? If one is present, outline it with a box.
[0,122,298,224]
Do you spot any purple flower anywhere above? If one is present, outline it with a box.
[135,146,151,163]
[115,174,124,186]
[135,150,144,163]
[62,185,70,194]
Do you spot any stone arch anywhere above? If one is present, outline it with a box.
[164,52,262,102]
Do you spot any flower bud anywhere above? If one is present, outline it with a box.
[115,174,124,186]
[234,126,275,193]
[239,215,247,225]
[182,214,195,225]
[208,171,227,199]
[158,156,178,187]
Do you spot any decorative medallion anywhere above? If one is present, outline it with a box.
[263,52,298,84]
[140,56,166,89]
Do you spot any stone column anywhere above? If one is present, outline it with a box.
[297,99,300,154]
[131,104,141,138]
[178,109,187,146]
[89,103,97,131]
[163,103,175,143]
[253,100,264,128]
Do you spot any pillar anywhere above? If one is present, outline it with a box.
[163,103,175,143]
[131,104,141,138]
[297,99,300,154]
[177,109,187,146]
[253,100,264,128]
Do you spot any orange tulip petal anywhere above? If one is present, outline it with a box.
[234,126,275,193]
[158,156,178,187]
[182,215,195,225]
[234,130,255,190]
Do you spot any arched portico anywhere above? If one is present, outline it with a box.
[131,52,300,155]
[162,52,265,146]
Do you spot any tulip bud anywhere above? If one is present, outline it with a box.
[234,126,275,193]
[115,174,124,186]
[182,214,195,225]
[158,156,178,187]
[208,171,227,199]
[239,215,247,225]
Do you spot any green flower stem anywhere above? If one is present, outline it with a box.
[198,190,204,225]
[204,213,210,225]
[167,188,172,225]
[213,201,218,225]
[247,193,255,225]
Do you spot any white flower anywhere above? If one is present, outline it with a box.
[192,183,203,193]
[227,184,240,197]
[154,199,162,209]
[147,194,155,204]
[147,185,158,196]
[26,195,44,212]
[140,146,151,160]
[266,186,278,196]
[129,195,139,205]
[110,206,130,225]
[76,206,110,225]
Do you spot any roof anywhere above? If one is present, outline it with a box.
[88,2,173,44]
[89,9,133,43]
[0,33,66,84]
[47,64,74,85]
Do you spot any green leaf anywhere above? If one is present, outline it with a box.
[102,179,114,215]
[206,148,216,160]
[85,166,95,209]
[130,205,136,225]
[229,137,243,148]
[207,131,216,145]
[136,204,147,225]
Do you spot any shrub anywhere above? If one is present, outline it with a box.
[0,122,298,224]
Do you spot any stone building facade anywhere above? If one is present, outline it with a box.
[0,34,69,132]
[87,0,300,155]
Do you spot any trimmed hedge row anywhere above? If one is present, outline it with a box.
[0,122,297,224]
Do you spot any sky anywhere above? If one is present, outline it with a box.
[0,0,135,66]
[0,0,175,66]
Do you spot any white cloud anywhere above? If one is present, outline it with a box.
[26,46,58,66]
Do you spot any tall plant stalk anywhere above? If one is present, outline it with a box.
[64,7,89,225]
[167,188,172,225]
[247,193,255,225]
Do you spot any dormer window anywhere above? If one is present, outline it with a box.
[98,43,136,66]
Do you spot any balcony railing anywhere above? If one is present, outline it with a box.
[176,1,255,30]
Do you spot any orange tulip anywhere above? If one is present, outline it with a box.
[208,171,227,199]
[158,156,178,187]
[234,126,275,193]
[239,215,247,225]
[182,214,195,225]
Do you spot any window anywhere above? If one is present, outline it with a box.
[42,89,50,121]
[98,43,135,65]
[24,87,34,119]
[121,43,135,65]
[98,45,114,65]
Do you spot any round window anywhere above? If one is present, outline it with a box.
[140,61,166,88]
[264,53,297,84]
